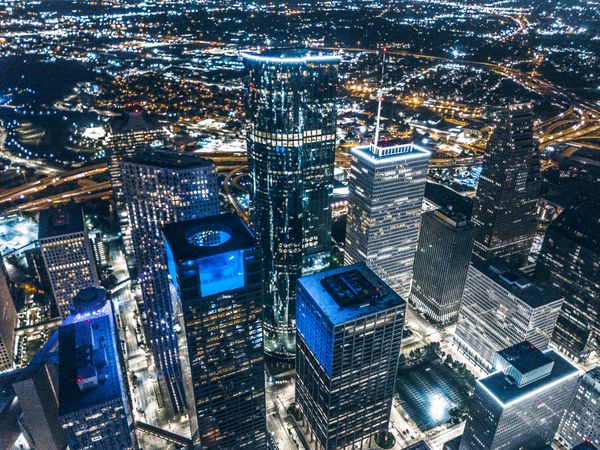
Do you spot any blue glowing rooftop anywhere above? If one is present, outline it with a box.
[297,263,405,326]
[478,349,580,407]
[351,142,431,166]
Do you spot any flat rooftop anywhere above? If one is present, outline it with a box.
[478,349,579,406]
[496,342,553,376]
[473,260,563,309]
[351,142,431,165]
[109,107,161,134]
[163,213,257,263]
[124,149,214,170]
[242,48,340,64]
[38,204,85,239]
[58,302,123,416]
[298,263,406,326]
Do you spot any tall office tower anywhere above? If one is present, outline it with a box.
[453,261,563,372]
[164,213,266,449]
[0,256,17,371]
[58,287,136,450]
[105,107,168,265]
[38,205,100,318]
[243,49,340,359]
[120,151,219,415]
[345,142,431,299]
[557,366,600,449]
[535,197,600,361]
[295,263,406,450]
[471,104,541,266]
[460,342,580,450]
[410,208,473,323]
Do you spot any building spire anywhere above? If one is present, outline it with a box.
[373,48,387,147]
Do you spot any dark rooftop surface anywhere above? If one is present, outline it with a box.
[38,204,85,239]
[298,263,406,326]
[109,108,161,134]
[478,349,579,406]
[495,341,552,375]
[473,260,563,309]
[424,181,474,219]
[572,443,599,450]
[123,149,214,170]
[403,441,432,450]
[58,302,122,416]
[320,269,382,307]
[547,196,600,253]
[163,213,257,262]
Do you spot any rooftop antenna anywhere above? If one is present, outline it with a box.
[373,48,387,147]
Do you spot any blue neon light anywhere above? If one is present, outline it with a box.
[198,250,245,297]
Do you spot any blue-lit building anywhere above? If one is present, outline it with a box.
[295,263,406,450]
[58,287,136,450]
[164,213,266,450]
[243,49,340,360]
[460,342,580,450]
[345,142,431,299]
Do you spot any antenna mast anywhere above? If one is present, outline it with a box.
[373,48,386,147]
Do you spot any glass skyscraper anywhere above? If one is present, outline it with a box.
[120,151,219,415]
[295,263,406,450]
[345,142,431,299]
[460,342,580,450]
[164,213,266,449]
[243,49,340,359]
[471,104,541,266]
[535,196,600,361]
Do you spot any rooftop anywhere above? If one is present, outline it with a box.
[58,300,123,416]
[38,204,85,239]
[242,48,340,64]
[473,260,563,309]
[298,263,406,326]
[352,142,431,166]
[478,349,579,406]
[163,213,257,263]
[124,149,214,170]
[547,195,600,253]
[424,181,474,218]
[109,107,162,134]
[404,441,432,450]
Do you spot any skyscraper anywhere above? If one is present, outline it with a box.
[243,49,340,359]
[295,263,406,450]
[120,151,219,415]
[0,256,17,371]
[345,142,431,299]
[460,342,580,450]
[453,261,563,372]
[557,366,600,449]
[410,208,473,323]
[105,107,168,266]
[58,287,136,450]
[38,205,100,318]
[164,213,266,449]
[535,196,600,361]
[471,104,540,266]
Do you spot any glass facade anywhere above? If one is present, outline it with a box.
[164,214,267,450]
[243,49,340,359]
[295,264,406,450]
[535,196,600,361]
[471,104,541,266]
[120,151,219,415]
[345,143,430,299]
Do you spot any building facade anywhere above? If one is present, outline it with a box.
[557,367,600,449]
[535,197,600,361]
[120,151,219,415]
[164,214,266,449]
[471,104,540,266]
[410,208,473,323]
[454,261,563,372]
[345,142,431,299]
[243,49,340,359]
[38,205,100,318]
[0,256,17,371]
[460,343,580,450]
[295,263,406,450]
[58,287,136,450]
